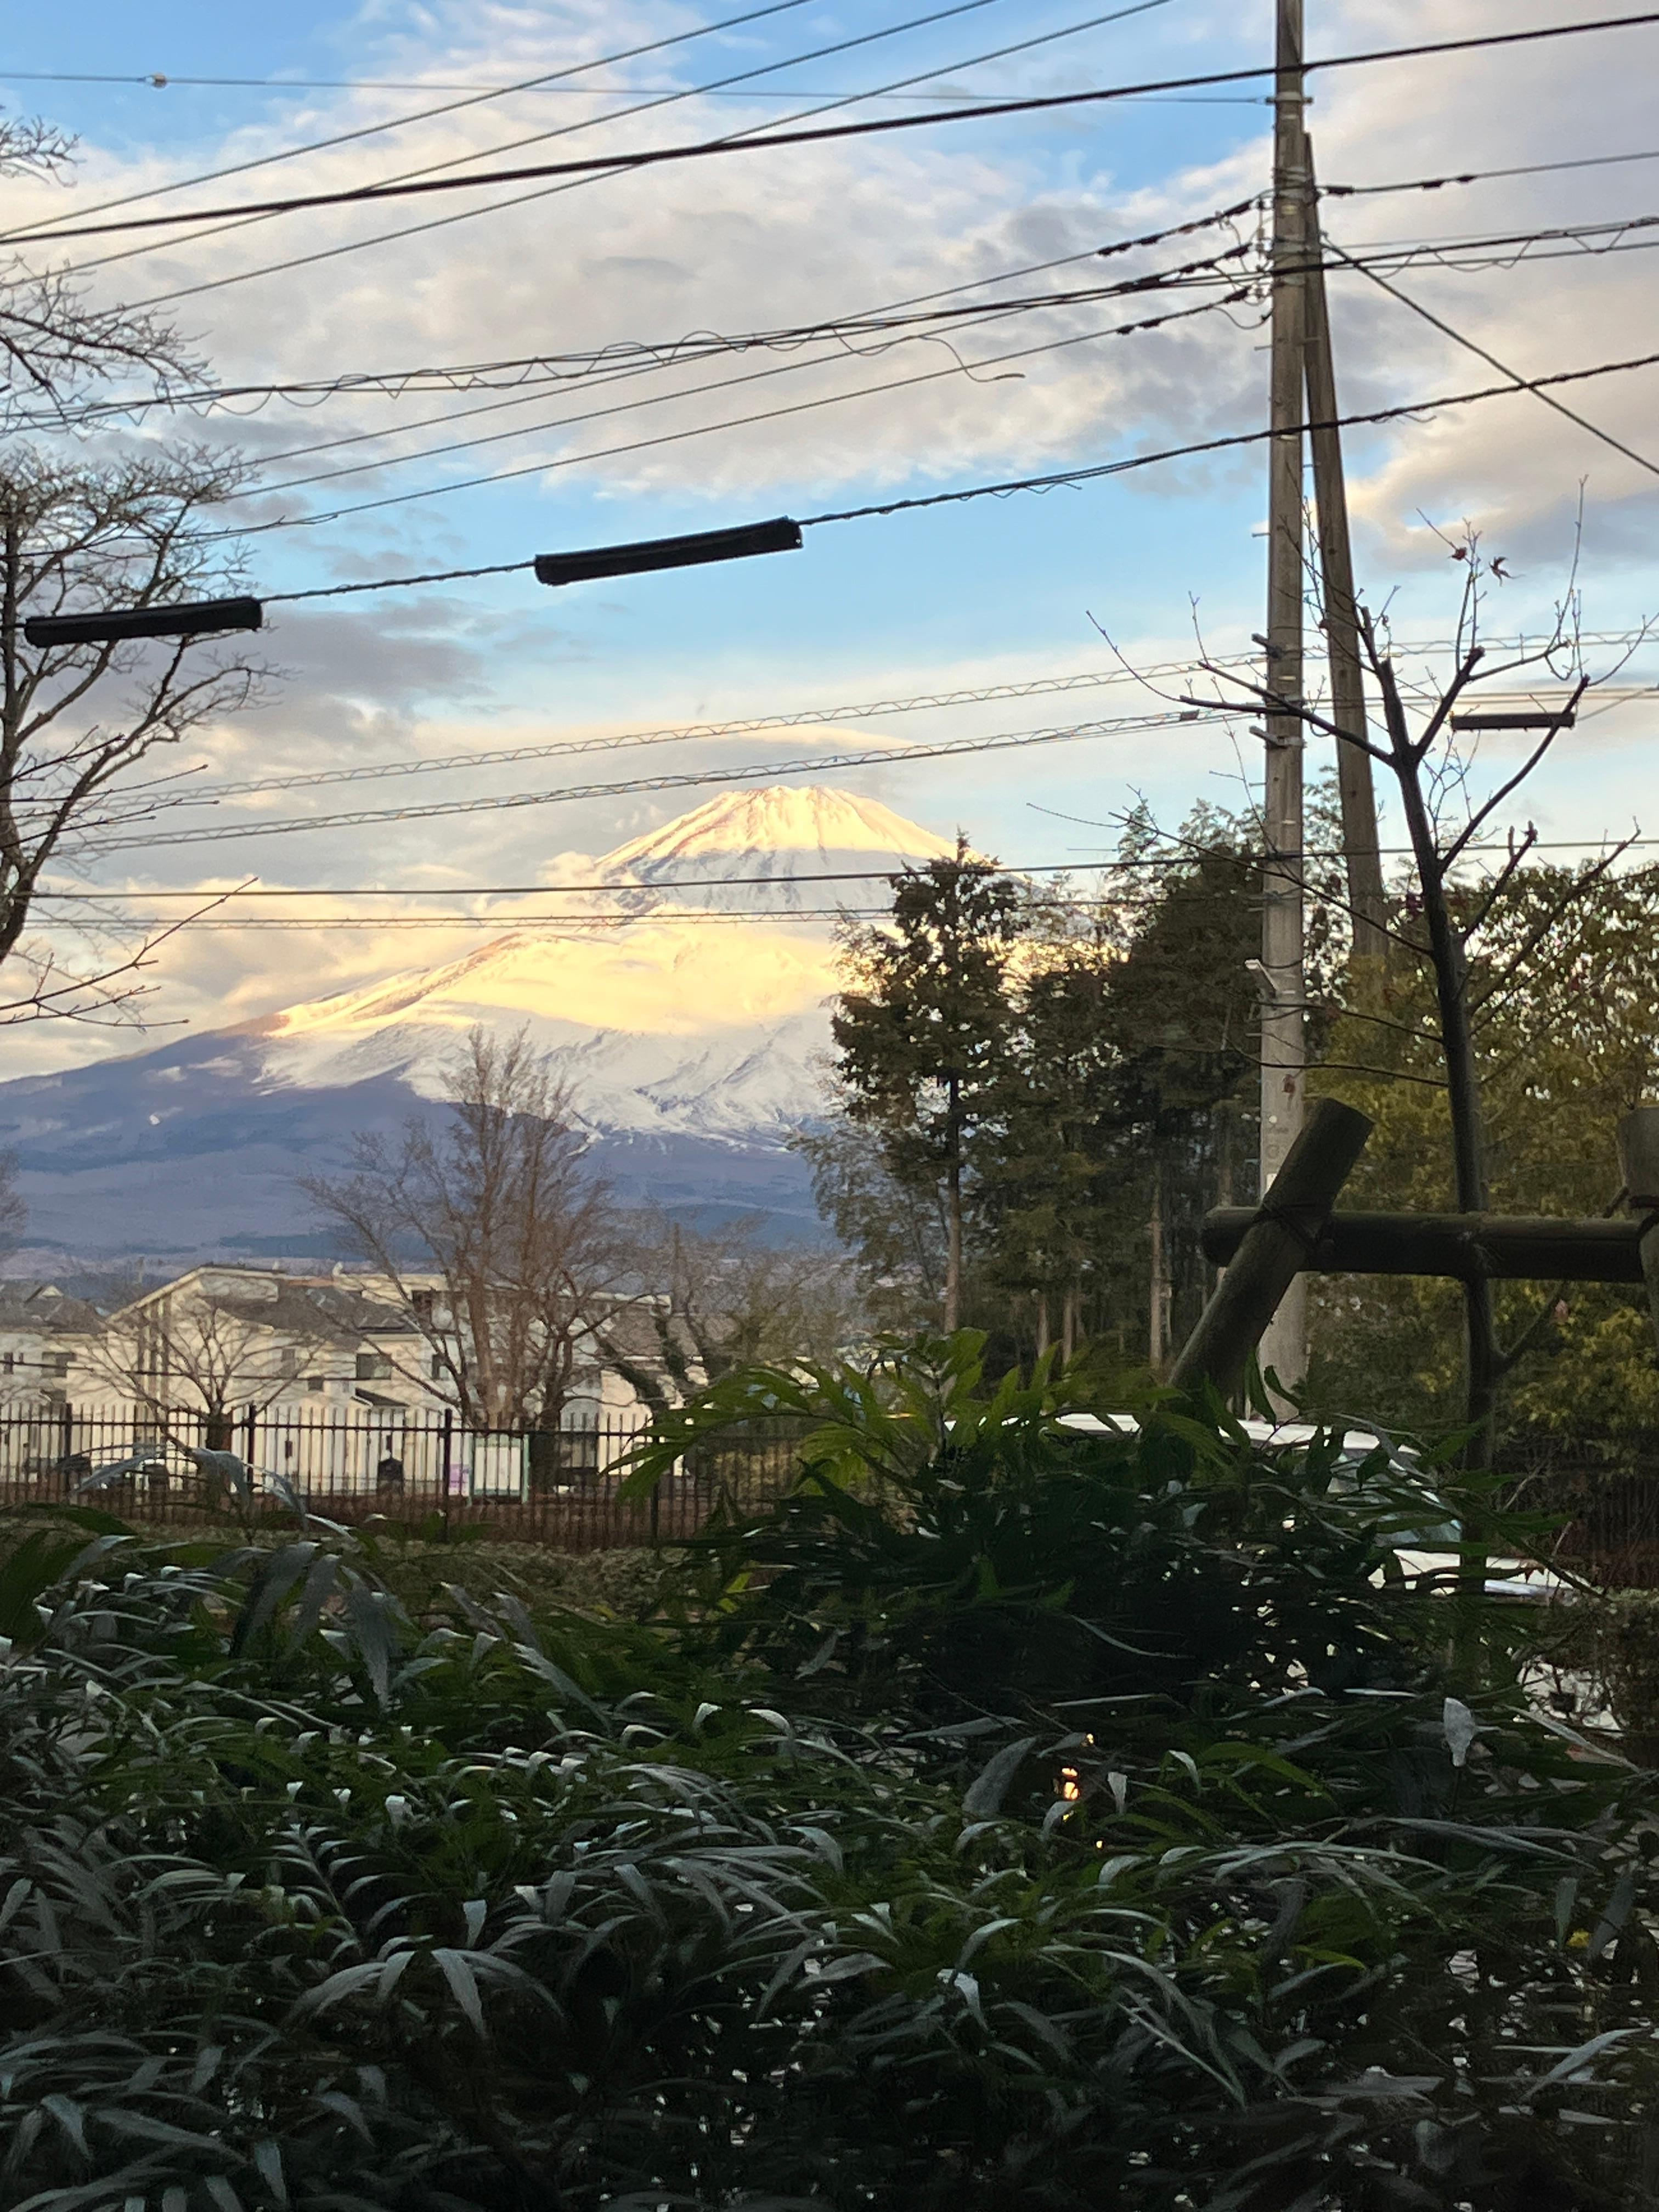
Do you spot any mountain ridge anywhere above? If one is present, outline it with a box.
[0,785,946,1262]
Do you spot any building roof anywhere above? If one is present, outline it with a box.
[0,1286,105,1338]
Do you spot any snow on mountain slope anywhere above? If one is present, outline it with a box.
[252,786,952,1126]
[599,785,957,910]
[0,788,950,1257]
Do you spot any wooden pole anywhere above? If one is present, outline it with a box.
[1617,1107,1659,1356]
[1300,130,1388,959]
[1260,0,1310,1393]
[1148,1166,1169,1371]
[1203,1206,1653,1284]
[1171,1097,1373,1401]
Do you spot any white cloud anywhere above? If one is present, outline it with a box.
[4,0,1659,1073]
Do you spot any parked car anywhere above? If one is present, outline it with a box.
[1054,1412,1569,1603]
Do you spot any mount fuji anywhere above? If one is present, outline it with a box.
[0,787,954,1263]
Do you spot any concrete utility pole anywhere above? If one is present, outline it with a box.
[1259,0,1308,1391]
[1300,131,1389,958]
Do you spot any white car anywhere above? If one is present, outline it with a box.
[1054,1411,1569,1604]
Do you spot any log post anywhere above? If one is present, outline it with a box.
[1170,1097,1373,1400]
[1617,1106,1659,1358]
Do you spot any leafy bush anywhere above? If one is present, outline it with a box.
[1,1340,1656,2210]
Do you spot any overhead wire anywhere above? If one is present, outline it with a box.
[210,323,1659,548]
[59,0,1032,288]
[17,194,1657,438]
[0,66,1262,101]
[30,825,1659,906]
[116,213,1659,546]
[0,0,826,240]
[110,5,1181,317]
[76,708,1222,855]
[223,285,1256,512]
[140,666,1188,805]
[68,1,1167,300]
[1322,232,1659,479]
[13,198,1259,439]
[1326,144,1659,198]
[12,8,1659,252]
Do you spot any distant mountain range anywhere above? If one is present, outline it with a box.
[0,787,953,1264]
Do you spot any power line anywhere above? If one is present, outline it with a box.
[0,0,824,241]
[19,200,1256,438]
[14,11,1659,250]
[804,343,1659,527]
[1323,234,1659,479]
[1328,144,1659,198]
[61,2,1140,292]
[228,286,1253,509]
[76,709,1217,855]
[222,326,1659,546]
[0,66,1260,104]
[139,667,1171,805]
[104,2,1173,308]
[31,826,1659,904]
[152,211,1659,541]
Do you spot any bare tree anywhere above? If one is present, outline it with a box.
[1,112,197,426]
[0,448,268,1028]
[596,1209,856,1415]
[93,1279,337,1448]
[0,111,265,1029]
[304,1026,618,1435]
[1186,543,1637,1474]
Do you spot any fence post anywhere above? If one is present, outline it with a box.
[59,1400,74,1492]
[1618,1107,1659,1359]
[244,1401,257,1476]
[441,1406,454,1544]
[1170,1097,1374,1402]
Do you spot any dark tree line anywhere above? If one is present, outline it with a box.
[798,804,1331,1374]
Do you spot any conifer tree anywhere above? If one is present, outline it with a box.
[829,840,1023,1329]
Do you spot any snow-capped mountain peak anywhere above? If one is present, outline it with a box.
[595,783,956,911]
[0,787,959,1260]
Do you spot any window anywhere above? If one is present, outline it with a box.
[356,1352,392,1382]
[278,1347,300,1377]
[42,1353,69,1379]
[305,1375,326,1394]
[411,1289,436,1323]
[430,1352,447,1381]
[0,1352,13,1375]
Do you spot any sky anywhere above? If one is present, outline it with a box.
[2,0,1658,1071]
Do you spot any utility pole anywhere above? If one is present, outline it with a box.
[1259,0,1308,1393]
[1301,131,1388,958]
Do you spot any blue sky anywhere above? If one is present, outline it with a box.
[3,0,1659,1059]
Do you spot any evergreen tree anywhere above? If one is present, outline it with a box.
[829,840,1023,1329]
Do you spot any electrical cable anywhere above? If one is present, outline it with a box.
[103,1,1175,310]
[30,826,1659,904]
[12,9,1659,250]
[0,0,825,241]
[138,667,1180,805]
[802,343,1659,528]
[15,199,1258,438]
[18,200,1653,442]
[1323,233,1659,479]
[222,325,1659,546]
[75,708,1221,855]
[225,286,1254,510]
[1327,144,1659,198]
[61,0,1030,287]
[158,670,1648,812]
[0,66,1261,100]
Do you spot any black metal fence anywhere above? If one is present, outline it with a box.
[0,1402,804,1551]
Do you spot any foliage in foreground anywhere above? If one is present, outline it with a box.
[2,1340,1657,2210]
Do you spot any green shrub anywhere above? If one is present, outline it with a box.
[0,1340,1655,2210]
